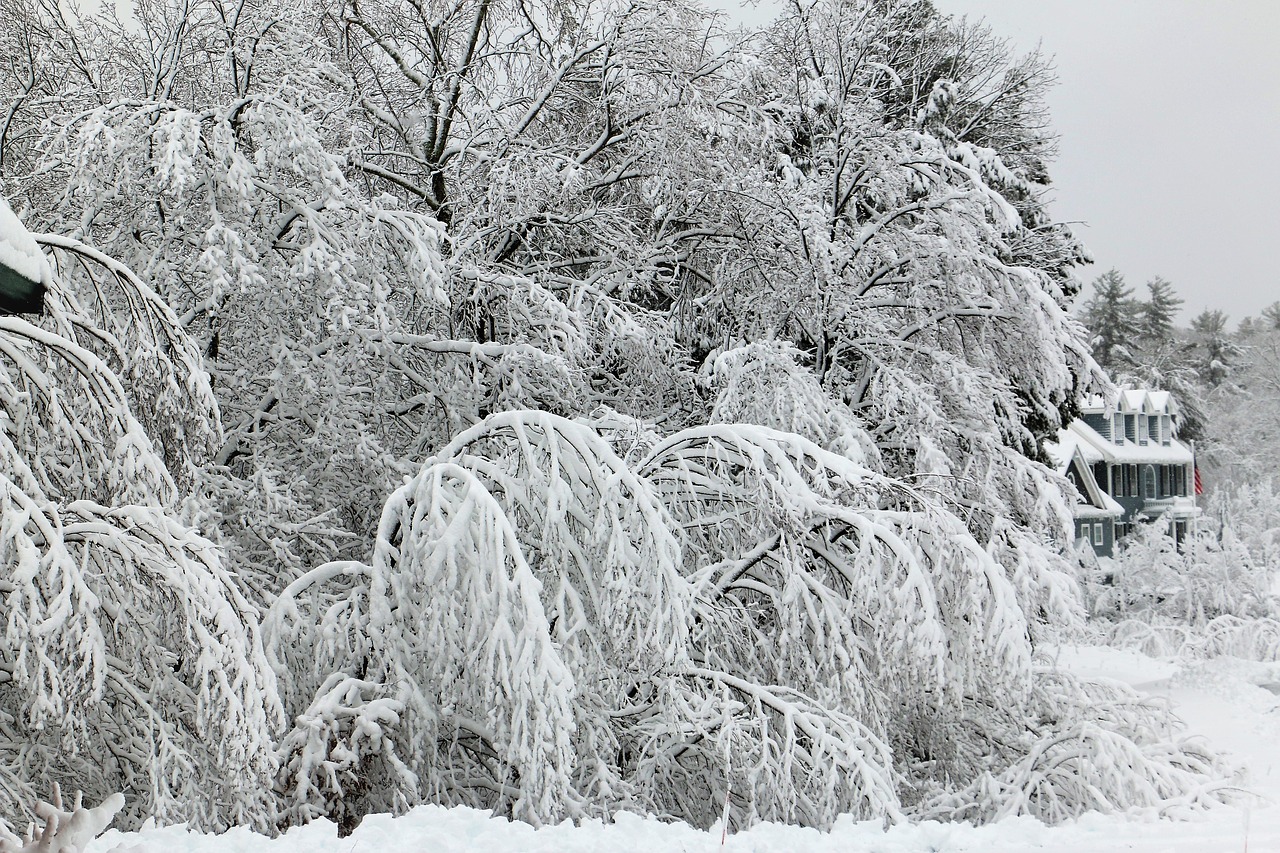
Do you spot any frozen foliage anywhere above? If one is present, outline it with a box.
[1104,616,1280,663]
[0,219,279,831]
[0,0,1239,836]
[920,668,1240,824]
[1090,524,1274,625]
[268,410,1227,829]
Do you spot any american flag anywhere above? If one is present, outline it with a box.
[1194,466,1203,496]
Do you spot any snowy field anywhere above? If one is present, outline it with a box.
[90,644,1279,853]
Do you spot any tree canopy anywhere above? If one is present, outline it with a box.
[0,0,1235,835]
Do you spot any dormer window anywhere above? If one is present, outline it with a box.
[1125,415,1137,443]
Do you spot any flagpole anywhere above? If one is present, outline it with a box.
[1190,439,1198,542]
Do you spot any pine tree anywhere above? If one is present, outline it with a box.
[1190,309,1237,387]
[1262,301,1280,330]
[1080,269,1138,372]
[1139,276,1183,342]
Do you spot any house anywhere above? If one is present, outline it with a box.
[1045,390,1198,557]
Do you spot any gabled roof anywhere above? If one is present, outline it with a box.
[1081,388,1180,419]
[1068,416,1194,465]
[1044,430,1123,517]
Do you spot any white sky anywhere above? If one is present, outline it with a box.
[710,0,1280,324]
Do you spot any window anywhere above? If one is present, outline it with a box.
[1124,464,1139,497]
[1125,415,1137,443]
[1113,414,1124,445]
[1093,523,1104,546]
[1142,466,1153,499]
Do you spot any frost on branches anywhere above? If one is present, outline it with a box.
[0,210,279,832]
[0,0,1243,837]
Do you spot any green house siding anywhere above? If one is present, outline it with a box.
[1083,413,1111,439]
[1104,463,1190,523]
[1075,516,1115,556]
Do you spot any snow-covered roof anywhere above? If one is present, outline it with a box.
[1068,417,1194,465]
[0,195,50,315]
[1044,430,1124,518]
[0,196,50,286]
[1082,388,1180,419]
[1080,393,1108,412]
[1042,430,1077,472]
[1118,389,1147,413]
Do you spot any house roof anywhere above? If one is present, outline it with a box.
[0,196,48,314]
[1044,431,1124,518]
[1080,388,1179,419]
[1068,417,1194,465]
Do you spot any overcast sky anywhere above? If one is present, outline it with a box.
[712,0,1280,324]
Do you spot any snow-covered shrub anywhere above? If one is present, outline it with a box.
[921,668,1241,823]
[1104,616,1280,662]
[269,410,1174,830]
[0,218,280,832]
[1095,524,1271,624]
[268,412,690,828]
[1208,479,1280,592]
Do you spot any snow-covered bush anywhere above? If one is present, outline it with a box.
[268,409,1230,830]
[1093,524,1272,624]
[0,208,280,832]
[1104,616,1280,662]
[922,669,1240,823]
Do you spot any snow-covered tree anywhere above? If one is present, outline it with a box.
[1261,301,1280,330]
[1188,309,1237,389]
[1080,269,1138,373]
[1139,276,1183,342]
[0,0,1241,835]
[0,197,280,832]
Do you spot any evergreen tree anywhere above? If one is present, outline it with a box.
[1139,276,1183,342]
[1114,275,1205,441]
[1080,269,1138,372]
[1190,309,1238,388]
[1262,301,1280,330]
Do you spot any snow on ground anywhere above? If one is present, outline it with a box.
[90,645,1279,853]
